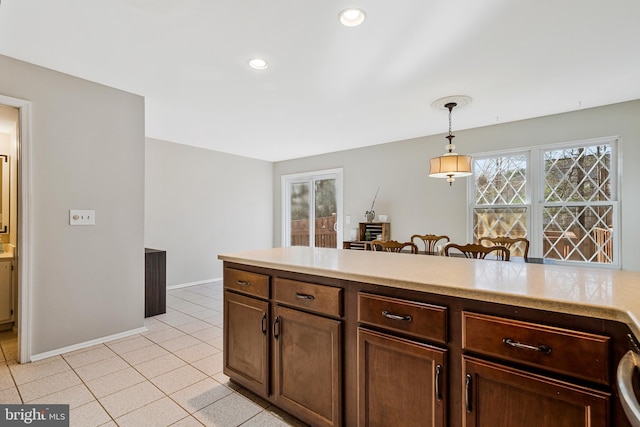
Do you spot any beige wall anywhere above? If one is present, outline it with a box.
[0,54,145,357]
[274,100,640,271]
[145,138,273,286]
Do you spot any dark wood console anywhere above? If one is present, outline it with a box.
[145,248,166,317]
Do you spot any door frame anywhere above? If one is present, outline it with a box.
[281,168,343,248]
[0,94,33,363]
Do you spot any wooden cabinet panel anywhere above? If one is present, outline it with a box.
[145,248,166,317]
[273,305,342,427]
[0,259,11,324]
[224,291,269,397]
[224,267,270,299]
[358,328,446,427]
[274,278,343,317]
[463,356,610,427]
[358,293,447,344]
[462,311,610,385]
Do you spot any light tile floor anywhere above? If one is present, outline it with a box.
[0,282,307,427]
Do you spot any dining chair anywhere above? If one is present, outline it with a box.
[370,240,418,254]
[411,234,450,255]
[443,243,510,261]
[479,236,529,262]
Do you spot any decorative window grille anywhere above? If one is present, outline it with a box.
[472,154,529,258]
[470,139,619,266]
[541,144,615,264]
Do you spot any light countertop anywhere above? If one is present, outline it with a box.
[0,247,14,259]
[219,246,640,338]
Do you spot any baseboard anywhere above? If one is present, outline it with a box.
[30,326,148,362]
[167,278,222,290]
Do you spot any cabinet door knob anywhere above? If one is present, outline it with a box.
[261,313,267,335]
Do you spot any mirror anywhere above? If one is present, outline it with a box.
[0,155,8,233]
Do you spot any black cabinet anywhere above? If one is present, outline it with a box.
[145,248,166,317]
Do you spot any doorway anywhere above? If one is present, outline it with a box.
[282,169,343,248]
[0,104,19,361]
[0,94,32,363]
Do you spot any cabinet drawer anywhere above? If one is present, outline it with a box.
[462,312,610,385]
[224,268,270,299]
[358,293,447,344]
[274,278,342,318]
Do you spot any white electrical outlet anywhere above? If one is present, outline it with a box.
[70,209,96,226]
[346,215,351,225]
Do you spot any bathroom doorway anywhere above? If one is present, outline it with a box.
[0,94,31,363]
[0,103,19,362]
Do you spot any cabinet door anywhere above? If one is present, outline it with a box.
[358,328,446,427]
[223,291,269,397]
[463,356,610,427]
[0,260,12,324]
[273,305,342,427]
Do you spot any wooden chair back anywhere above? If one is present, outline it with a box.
[370,240,418,254]
[479,236,529,262]
[444,243,511,261]
[411,234,450,255]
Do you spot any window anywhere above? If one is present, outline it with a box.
[470,138,619,266]
[282,169,343,248]
[472,153,529,258]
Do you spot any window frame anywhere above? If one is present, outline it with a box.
[468,136,621,268]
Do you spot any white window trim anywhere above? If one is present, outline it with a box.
[468,136,621,268]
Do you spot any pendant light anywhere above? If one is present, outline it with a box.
[429,98,472,186]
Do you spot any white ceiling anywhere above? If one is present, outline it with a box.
[0,0,639,162]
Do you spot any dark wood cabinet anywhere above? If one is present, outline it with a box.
[358,328,447,427]
[462,356,610,427]
[462,311,612,427]
[273,305,342,427]
[223,291,269,397]
[223,268,343,426]
[144,248,166,317]
[222,262,633,427]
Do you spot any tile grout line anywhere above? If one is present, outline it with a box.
[2,283,297,426]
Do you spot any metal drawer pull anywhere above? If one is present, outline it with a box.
[503,338,552,354]
[237,280,251,286]
[465,374,472,413]
[382,311,412,322]
[273,316,280,339]
[261,313,267,335]
[435,364,443,401]
[617,350,640,427]
[295,292,315,300]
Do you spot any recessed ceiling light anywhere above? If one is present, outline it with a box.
[248,58,269,70]
[339,8,366,27]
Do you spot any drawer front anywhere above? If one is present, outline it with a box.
[358,293,447,344]
[462,311,610,385]
[224,268,270,299]
[274,278,343,318]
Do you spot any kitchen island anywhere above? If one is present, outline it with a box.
[219,246,640,427]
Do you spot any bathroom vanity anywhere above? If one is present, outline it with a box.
[0,250,14,328]
[219,247,640,427]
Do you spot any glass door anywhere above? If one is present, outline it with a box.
[283,169,343,248]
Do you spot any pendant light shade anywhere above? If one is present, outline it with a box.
[429,154,472,179]
[429,99,473,185]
